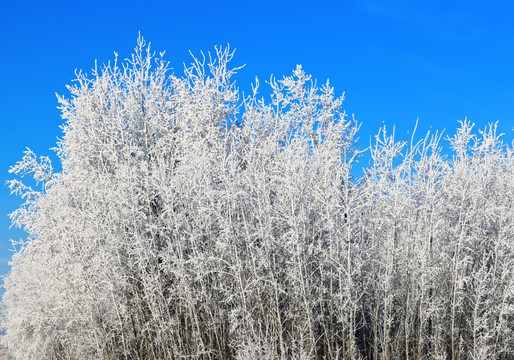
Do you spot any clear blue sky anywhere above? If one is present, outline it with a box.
[1,0,513,277]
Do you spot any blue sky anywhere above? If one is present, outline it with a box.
[1,0,513,277]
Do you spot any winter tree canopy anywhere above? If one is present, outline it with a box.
[2,36,513,360]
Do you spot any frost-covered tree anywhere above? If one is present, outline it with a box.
[2,37,513,360]
[354,121,514,360]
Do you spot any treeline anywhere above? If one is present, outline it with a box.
[2,37,513,359]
